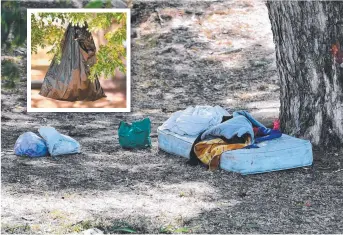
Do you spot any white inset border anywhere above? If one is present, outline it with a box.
[27,8,131,112]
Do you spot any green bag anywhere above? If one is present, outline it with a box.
[118,118,151,149]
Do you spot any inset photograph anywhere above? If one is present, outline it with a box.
[27,9,130,112]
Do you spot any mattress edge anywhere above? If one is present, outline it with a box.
[229,161,313,175]
[157,127,196,144]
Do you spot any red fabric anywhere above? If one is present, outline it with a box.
[253,127,259,135]
[273,119,280,130]
[331,43,343,64]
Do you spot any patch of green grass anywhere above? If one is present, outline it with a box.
[66,220,93,233]
[159,225,193,234]
[2,218,140,234]
[48,210,94,234]
[107,221,138,234]
[111,227,137,233]
[2,223,31,234]
[49,209,68,220]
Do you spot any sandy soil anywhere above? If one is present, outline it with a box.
[30,79,127,109]
[1,0,343,234]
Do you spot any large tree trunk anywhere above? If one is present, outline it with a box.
[266,1,343,147]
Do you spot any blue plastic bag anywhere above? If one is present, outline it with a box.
[38,127,81,156]
[14,132,48,157]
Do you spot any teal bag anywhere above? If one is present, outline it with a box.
[118,118,152,149]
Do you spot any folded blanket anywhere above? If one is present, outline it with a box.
[160,105,229,136]
[200,115,255,142]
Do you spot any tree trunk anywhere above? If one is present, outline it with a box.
[266,1,343,147]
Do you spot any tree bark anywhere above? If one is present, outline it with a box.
[266,1,343,147]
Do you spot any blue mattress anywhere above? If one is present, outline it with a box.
[157,127,313,174]
[158,127,195,159]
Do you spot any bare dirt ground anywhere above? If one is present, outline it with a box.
[1,0,343,234]
[30,79,127,109]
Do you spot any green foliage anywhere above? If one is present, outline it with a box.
[111,227,137,233]
[1,59,20,88]
[55,0,73,7]
[85,0,114,8]
[85,0,106,8]
[66,220,93,233]
[1,1,27,49]
[104,221,138,234]
[31,12,127,80]
[2,223,32,234]
[0,0,23,89]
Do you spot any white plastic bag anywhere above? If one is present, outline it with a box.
[38,127,81,156]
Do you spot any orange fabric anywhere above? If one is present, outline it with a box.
[194,136,251,170]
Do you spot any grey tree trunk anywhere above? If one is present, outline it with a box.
[266,1,343,147]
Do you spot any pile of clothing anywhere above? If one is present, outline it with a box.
[160,106,282,170]
[191,111,282,170]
